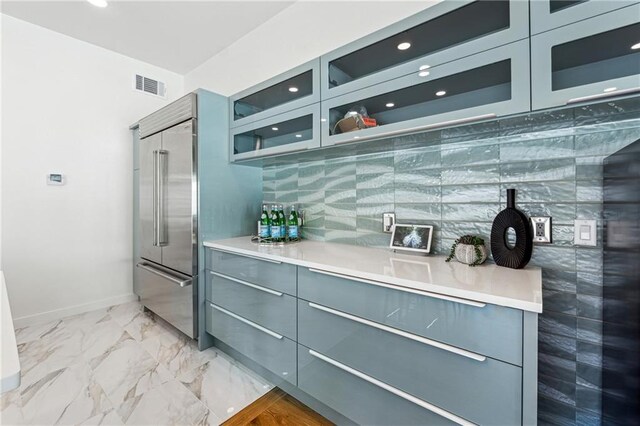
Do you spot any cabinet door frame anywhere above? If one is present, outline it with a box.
[320,0,529,100]
[531,5,640,111]
[230,103,321,162]
[321,40,530,148]
[230,58,320,128]
[530,0,639,35]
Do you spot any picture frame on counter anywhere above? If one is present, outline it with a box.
[389,224,433,254]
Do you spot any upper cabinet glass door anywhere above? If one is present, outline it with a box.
[530,0,638,35]
[321,0,528,100]
[231,104,320,162]
[230,59,320,128]
[531,5,640,110]
[321,40,530,147]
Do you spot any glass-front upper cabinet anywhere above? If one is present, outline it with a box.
[321,0,528,100]
[321,40,530,147]
[530,0,638,35]
[230,59,320,128]
[531,5,640,110]
[230,104,320,162]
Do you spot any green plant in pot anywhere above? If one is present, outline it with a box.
[445,235,488,267]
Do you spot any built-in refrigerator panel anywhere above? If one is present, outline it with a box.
[139,131,162,265]
[162,120,196,276]
[602,138,640,425]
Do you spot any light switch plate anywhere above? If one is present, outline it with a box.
[574,219,597,246]
[382,213,396,233]
[531,216,552,244]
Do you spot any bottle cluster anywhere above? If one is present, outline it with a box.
[258,204,300,241]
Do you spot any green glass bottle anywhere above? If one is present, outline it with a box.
[278,205,286,239]
[287,205,299,239]
[270,204,281,241]
[259,204,271,238]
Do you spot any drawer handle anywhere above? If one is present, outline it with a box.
[307,268,486,308]
[308,349,476,426]
[215,249,282,264]
[308,303,486,363]
[210,271,283,297]
[210,303,283,340]
[136,262,192,288]
[566,87,640,105]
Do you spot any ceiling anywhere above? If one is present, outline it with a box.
[1,1,295,74]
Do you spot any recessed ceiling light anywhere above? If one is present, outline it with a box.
[385,102,395,108]
[436,90,447,97]
[419,65,430,70]
[603,87,617,93]
[631,42,640,50]
[288,87,298,93]
[418,71,430,77]
[397,42,411,51]
[272,127,279,131]
[295,134,302,138]
[87,0,108,7]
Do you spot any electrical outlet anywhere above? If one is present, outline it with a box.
[531,216,552,243]
[382,213,396,233]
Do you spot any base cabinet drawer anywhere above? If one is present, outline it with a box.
[298,300,522,425]
[205,302,296,385]
[298,267,523,365]
[205,249,296,296]
[205,271,296,340]
[298,344,460,426]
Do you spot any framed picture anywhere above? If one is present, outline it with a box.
[389,224,434,254]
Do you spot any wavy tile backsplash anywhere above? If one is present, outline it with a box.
[263,98,640,425]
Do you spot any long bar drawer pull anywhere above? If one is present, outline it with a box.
[210,303,283,340]
[209,271,283,297]
[308,349,476,426]
[307,268,486,308]
[308,303,486,362]
[136,263,192,288]
[215,249,282,265]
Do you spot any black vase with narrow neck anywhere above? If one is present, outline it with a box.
[490,188,533,269]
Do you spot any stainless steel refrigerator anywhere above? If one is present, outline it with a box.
[135,94,198,339]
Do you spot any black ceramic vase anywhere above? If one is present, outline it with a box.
[490,188,533,269]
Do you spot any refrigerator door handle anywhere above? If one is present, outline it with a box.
[157,150,168,246]
[136,262,192,287]
[152,150,159,246]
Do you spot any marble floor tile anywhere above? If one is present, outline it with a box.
[118,380,214,426]
[178,349,272,421]
[90,332,172,408]
[140,327,212,378]
[2,301,272,426]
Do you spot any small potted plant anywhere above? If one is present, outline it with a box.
[445,235,488,267]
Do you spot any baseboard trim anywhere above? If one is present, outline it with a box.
[13,293,139,328]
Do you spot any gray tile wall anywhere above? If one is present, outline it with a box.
[262,99,640,425]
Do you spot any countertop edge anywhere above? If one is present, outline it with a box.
[203,241,543,313]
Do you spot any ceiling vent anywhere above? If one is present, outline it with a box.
[134,74,166,97]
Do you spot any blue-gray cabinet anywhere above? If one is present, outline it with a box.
[230,103,320,162]
[530,0,639,35]
[531,4,640,110]
[321,40,530,147]
[230,59,320,128]
[320,0,529,100]
[203,247,539,425]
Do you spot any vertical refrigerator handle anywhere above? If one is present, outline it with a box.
[157,150,168,246]
[152,150,159,246]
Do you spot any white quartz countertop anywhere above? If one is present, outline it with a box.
[203,238,543,313]
[1,271,21,393]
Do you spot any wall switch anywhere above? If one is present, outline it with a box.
[574,219,597,246]
[47,173,65,185]
[382,213,396,233]
[531,216,552,243]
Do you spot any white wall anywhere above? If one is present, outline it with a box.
[184,1,437,96]
[1,15,184,324]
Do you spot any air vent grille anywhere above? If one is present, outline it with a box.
[134,74,166,97]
